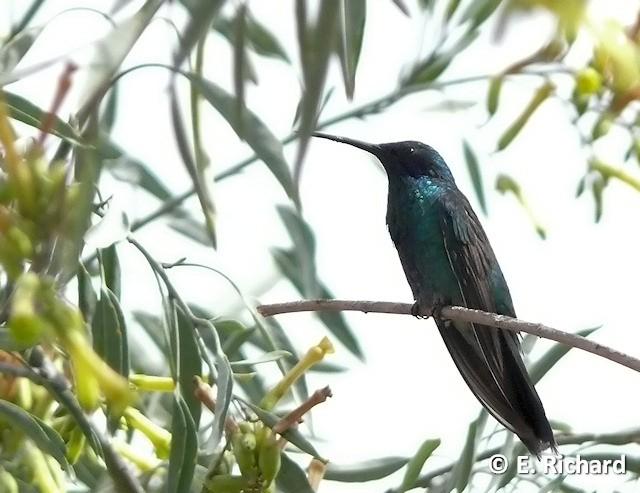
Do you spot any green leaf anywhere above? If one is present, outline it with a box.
[399,439,440,492]
[76,0,164,123]
[3,91,84,146]
[446,411,487,493]
[277,453,315,493]
[445,0,462,20]
[167,396,198,493]
[277,205,317,296]
[496,174,546,239]
[402,29,479,86]
[183,73,299,206]
[0,400,68,471]
[0,25,44,73]
[309,361,346,373]
[462,140,487,215]
[460,0,501,28]
[417,0,436,11]
[242,400,325,460]
[168,85,217,247]
[337,0,366,99]
[77,262,98,325]
[529,326,601,384]
[222,325,256,356]
[99,244,121,299]
[232,3,249,139]
[496,81,554,151]
[294,0,341,183]
[390,0,410,16]
[92,287,128,378]
[173,0,225,67]
[208,352,234,455]
[176,308,202,429]
[104,142,173,201]
[487,76,503,116]
[101,81,119,135]
[325,456,409,482]
[245,14,290,62]
[169,216,211,245]
[211,14,290,63]
[230,350,291,368]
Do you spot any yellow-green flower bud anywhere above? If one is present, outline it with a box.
[231,429,257,478]
[258,432,281,487]
[123,407,171,459]
[0,466,18,493]
[575,67,602,95]
[204,474,251,493]
[66,427,85,465]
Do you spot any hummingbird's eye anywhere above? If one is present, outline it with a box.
[409,147,415,153]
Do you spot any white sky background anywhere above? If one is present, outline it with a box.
[4,0,640,492]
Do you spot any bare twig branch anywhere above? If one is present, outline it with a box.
[256,299,640,374]
[273,386,332,434]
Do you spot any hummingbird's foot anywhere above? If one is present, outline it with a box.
[431,303,444,320]
[411,301,431,319]
[411,301,444,319]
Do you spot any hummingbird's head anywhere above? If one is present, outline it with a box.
[312,132,454,181]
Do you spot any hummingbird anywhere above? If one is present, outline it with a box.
[312,132,555,455]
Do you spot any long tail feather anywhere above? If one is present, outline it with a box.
[436,318,555,456]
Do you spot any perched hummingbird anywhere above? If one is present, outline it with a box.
[313,132,555,455]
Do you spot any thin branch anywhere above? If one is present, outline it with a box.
[273,386,332,434]
[256,299,640,374]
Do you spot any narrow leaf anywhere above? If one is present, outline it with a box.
[294,0,340,185]
[446,412,487,492]
[462,140,487,214]
[183,73,299,206]
[402,30,479,86]
[208,352,233,454]
[176,308,202,428]
[496,81,554,151]
[99,244,121,299]
[487,76,502,116]
[3,91,84,146]
[277,453,315,493]
[77,0,163,123]
[0,400,68,470]
[325,456,409,482]
[529,326,601,384]
[167,396,198,493]
[173,0,224,67]
[0,25,44,73]
[337,0,366,99]
[399,439,440,492]
[230,350,291,367]
[104,142,173,201]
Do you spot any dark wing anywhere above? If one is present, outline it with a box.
[436,188,554,455]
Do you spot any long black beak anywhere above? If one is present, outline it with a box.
[312,132,382,158]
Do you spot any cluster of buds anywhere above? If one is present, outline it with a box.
[202,337,334,492]
[0,87,134,465]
